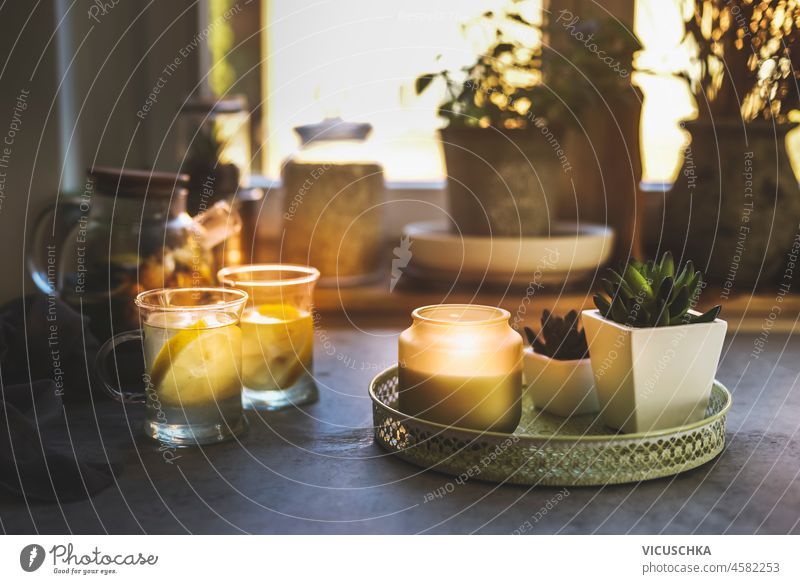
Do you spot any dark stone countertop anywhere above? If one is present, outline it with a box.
[2,329,799,534]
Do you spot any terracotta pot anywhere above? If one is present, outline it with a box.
[666,120,800,286]
[440,127,570,237]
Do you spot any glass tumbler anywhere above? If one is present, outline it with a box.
[217,264,320,410]
[398,304,523,433]
[96,287,249,446]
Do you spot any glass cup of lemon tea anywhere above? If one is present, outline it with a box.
[96,287,249,446]
[217,264,319,410]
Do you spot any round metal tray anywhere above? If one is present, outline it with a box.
[370,366,732,486]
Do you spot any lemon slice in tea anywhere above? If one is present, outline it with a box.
[150,320,242,407]
[149,318,207,388]
[241,304,313,389]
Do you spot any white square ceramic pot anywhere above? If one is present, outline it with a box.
[523,348,599,418]
[581,309,727,434]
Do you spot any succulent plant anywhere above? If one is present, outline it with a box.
[593,252,721,328]
[524,309,589,361]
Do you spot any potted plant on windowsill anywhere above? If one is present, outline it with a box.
[415,4,562,238]
[523,309,598,418]
[582,252,726,434]
[666,0,800,286]
[414,2,639,238]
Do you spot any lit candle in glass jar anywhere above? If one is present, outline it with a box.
[398,305,523,433]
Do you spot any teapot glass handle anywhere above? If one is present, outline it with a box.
[26,198,83,294]
[95,330,147,404]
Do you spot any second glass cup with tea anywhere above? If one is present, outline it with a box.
[218,264,320,410]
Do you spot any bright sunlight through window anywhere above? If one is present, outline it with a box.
[261,0,695,185]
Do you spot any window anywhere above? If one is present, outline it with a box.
[208,0,738,186]
[262,0,542,182]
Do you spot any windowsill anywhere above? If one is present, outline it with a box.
[311,276,800,334]
[247,175,447,191]
[247,174,447,240]
[246,175,799,334]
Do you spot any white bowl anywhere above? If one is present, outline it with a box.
[403,221,614,283]
[523,348,599,418]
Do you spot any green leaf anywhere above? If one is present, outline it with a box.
[593,294,611,316]
[601,278,618,298]
[681,261,696,286]
[685,271,702,304]
[601,254,716,328]
[690,305,721,324]
[415,73,436,95]
[531,310,589,360]
[669,287,690,319]
[636,305,652,327]
[657,276,674,304]
[629,258,643,270]
[693,272,705,299]
[533,338,547,355]
[652,252,673,289]
[608,269,635,297]
[655,299,670,327]
[565,309,579,329]
[674,263,690,288]
[523,326,537,346]
[660,251,675,280]
[610,296,628,324]
[624,264,654,299]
